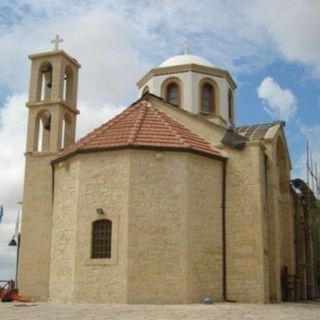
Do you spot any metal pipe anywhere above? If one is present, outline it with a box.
[222,159,227,300]
[222,159,236,303]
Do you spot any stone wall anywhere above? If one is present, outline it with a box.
[73,152,129,303]
[127,150,223,304]
[50,151,130,303]
[49,158,79,302]
[49,149,223,304]
[222,143,268,303]
[48,128,297,304]
[265,131,296,301]
[18,153,55,300]
[127,151,189,303]
[186,154,223,302]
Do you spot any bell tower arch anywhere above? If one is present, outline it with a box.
[18,45,81,300]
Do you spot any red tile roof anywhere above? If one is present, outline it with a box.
[53,100,224,163]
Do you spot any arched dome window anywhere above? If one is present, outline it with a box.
[201,83,215,113]
[166,82,180,107]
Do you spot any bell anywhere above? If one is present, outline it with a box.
[41,66,52,73]
[44,115,51,131]
[42,65,52,89]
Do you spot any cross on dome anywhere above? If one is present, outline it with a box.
[51,34,63,51]
[181,41,192,55]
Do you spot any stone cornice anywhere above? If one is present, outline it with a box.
[28,50,81,68]
[25,151,58,157]
[247,140,267,152]
[26,100,80,115]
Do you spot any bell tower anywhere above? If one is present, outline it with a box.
[18,37,81,300]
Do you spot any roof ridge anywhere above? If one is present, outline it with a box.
[251,124,262,137]
[150,107,190,148]
[128,101,149,145]
[236,120,284,129]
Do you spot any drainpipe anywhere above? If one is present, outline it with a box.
[222,159,236,302]
[222,159,227,300]
[51,163,55,204]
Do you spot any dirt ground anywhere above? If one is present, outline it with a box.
[0,302,320,320]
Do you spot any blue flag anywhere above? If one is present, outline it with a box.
[0,205,3,224]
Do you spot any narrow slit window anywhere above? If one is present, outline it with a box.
[91,219,112,259]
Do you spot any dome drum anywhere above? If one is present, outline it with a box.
[137,54,236,126]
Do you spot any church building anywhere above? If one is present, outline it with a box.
[17,45,316,304]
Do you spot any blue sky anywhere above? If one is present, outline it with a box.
[237,59,320,167]
[0,0,319,279]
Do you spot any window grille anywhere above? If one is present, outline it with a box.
[91,219,112,259]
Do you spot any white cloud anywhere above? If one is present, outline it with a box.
[249,0,320,78]
[77,103,126,139]
[0,0,319,89]
[257,77,297,121]
[0,6,149,106]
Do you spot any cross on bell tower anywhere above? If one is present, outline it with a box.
[51,34,64,51]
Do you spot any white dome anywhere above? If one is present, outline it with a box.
[159,54,213,68]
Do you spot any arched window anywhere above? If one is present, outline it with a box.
[91,219,112,259]
[166,82,180,107]
[201,83,215,113]
[228,89,233,121]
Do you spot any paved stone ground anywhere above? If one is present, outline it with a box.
[0,302,320,320]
